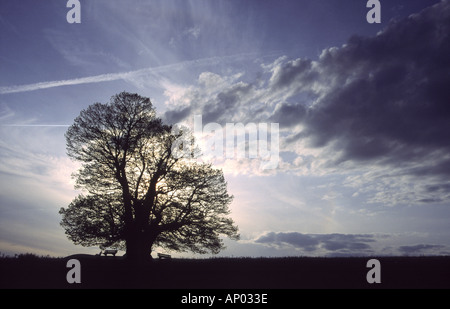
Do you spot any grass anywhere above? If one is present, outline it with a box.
[1,254,449,289]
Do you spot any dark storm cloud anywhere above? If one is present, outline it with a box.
[281,1,450,169]
[425,184,450,193]
[174,1,450,166]
[254,232,376,255]
[269,103,307,128]
[258,1,450,205]
[161,1,450,200]
[163,106,192,125]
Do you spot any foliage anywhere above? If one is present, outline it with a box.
[60,92,239,259]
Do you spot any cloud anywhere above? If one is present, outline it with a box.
[0,125,82,256]
[251,232,450,257]
[185,26,201,39]
[163,106,192,125]
[267,57,318,97]
[269,103,307,128]
[160,1,450,204]
[398,244,447,255]
[276,1,450,170]
[162,71,259,125]
[255,232,319,252]
[254,232,376,256]
[0,103,14,121]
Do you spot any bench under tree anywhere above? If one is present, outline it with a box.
[157,253,171,260]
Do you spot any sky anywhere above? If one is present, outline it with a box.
[1,0,450,258]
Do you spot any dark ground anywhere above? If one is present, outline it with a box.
[1,254,449,289]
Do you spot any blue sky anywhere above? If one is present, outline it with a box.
[1,0,450,257]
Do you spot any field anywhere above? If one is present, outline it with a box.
[1,254,449,289]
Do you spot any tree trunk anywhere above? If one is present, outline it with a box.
[125,228,156,264]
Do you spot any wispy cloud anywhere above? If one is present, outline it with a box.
[0,72,126,95]
[0,54,258,95]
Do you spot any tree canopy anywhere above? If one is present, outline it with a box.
[60,92,239,260]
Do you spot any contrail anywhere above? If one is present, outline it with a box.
[0,73,124,95]
[0,66,159,95]
[0,53,259,95]
[0,124,70,127]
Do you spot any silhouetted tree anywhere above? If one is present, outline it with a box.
[60,92,239,262]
